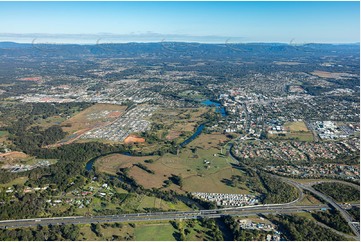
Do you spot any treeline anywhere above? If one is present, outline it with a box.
[312,210,353,234]
[0,193,44,220]
[313,182,360,203]
[271,214,348,241]
[171,218,223,241]
[9,125,67,153]
[0,142,126,187]
[113,168,179,204]
[348,206,360,222]
[134,163,154,174]
[0,224,79,241]
[258,172,299,204]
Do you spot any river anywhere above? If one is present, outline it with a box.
[86,100,227,170]
[201,99,227,117]
[85,152,131,171]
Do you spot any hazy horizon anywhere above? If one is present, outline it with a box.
[0,1,359,44]
[0,33,360,45]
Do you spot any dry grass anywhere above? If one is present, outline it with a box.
[284,121,309,132]
[61,103,127,134]
[0,176,28,188]
[182,168,250,194]
[186,133,230,149]
[0,151,28,159]
[311,70,353,79]
[95,153,157,175]
[150,107,209,136]
[96,132,252,195]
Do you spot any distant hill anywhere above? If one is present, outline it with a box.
[0,42,358,60]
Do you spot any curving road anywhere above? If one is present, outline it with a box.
[227,138,360,239]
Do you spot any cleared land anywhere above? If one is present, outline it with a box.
[124,135,145,144]
[61,103,127,138]
[310,71,355,79]
[274,61,303,65]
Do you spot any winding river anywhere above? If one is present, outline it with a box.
[85,99,227,171]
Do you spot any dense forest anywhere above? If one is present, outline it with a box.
[258,172,299,204]
[312,210,353,234]
[271,214,348,241]
[0,224,80,241]
[313,183,360,202]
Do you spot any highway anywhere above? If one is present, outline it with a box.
[0,135,358,241]
[227,139,360,239]
[0,204,329,229]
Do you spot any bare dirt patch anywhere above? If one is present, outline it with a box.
[18,76,43,82]
[311,71,355,79]
[0,151,28,159]
[124,135,146,144]
[274,61,303,65]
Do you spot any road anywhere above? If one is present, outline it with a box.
[298,183,360,239]
[227,138,360,239]
[0,204,329,229]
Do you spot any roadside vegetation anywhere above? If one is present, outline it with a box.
[311,210,353,234]
[313,182,360,202]
[269,214,348,241]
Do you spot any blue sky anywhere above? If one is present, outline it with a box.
[0,1,359,43]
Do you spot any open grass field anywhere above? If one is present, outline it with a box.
[149,107,209,141]
[187,132,230,150]
[61,103,127,135]
[114,193,190,212]
[134,223,177,241]
[286,132,314,142]
[78,221,179,241]
[269,121,314,142]
[78,223,134,241]
[76,219,218,241]
[95,154,158,175]
[0,130,8,139]
[178,90,206,101]
[310,70,354,79]
[33,115,67,129]
[296,193,323,206]
[96,132,253,195]
[284,121,309,132]
[0,176,28,188]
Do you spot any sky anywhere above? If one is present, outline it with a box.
[0,1,359,44]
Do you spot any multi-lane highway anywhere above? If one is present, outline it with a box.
[0,204,328,229]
